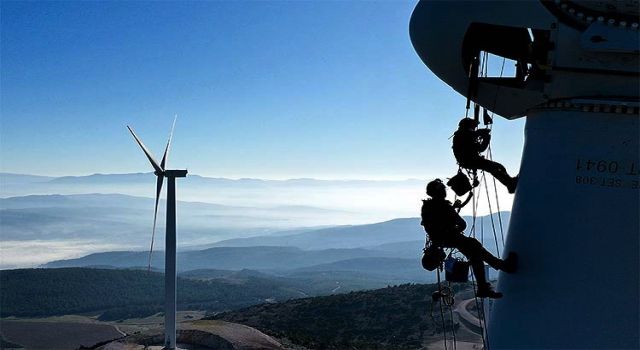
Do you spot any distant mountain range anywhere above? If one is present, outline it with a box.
[0,171,425,235]
[288,257,426,282]
[42,211,509,268]
[1,170,511,346]
[0,173,55,185]
[42,210,509,286]
[211,218,422,249]
[42,246,403,271]
[1,172,511,274]
[0,172,424,191]
[210,213,509,253]
[0,193,347,255]
[36,172,424,186]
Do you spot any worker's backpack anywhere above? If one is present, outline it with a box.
[421,243,446,271]
[444,257,470,282]
[447,171,472,196]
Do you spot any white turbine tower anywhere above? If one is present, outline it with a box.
[410,0,638,348]
[127,117,187,350]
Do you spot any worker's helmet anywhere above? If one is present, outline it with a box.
[426,179,446,198]
[458,118,479,129]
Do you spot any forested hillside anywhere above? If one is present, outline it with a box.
[0,268,305,320]
[211,283,467,349]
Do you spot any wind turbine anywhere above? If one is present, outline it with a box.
[127,117,187,350]
[410,1,638,348]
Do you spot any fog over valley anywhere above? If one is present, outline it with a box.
[0,172,509,269]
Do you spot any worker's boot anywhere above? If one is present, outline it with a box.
[501,252,518,273]
[476,283,503,299]
[507,175,519,194]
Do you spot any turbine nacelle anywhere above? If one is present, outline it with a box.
[164,169,188,178]
[409,0,640,119]
[152,170,188,178]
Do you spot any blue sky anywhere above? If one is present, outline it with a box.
[1,0,525,179]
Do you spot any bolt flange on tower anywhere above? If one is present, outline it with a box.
[410,1,639,348]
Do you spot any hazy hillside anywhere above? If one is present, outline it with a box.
[0,193,152,209]
[180,261,437,289]
[366,240,423,254]
[0,193,350,245]
[41,212,509,282]
[180,268,418,294]
[211,283,466,349]
[0,192,348,268]
[1,173,511,270]
[43,246,402,271]
[212,218,422,249]
[289,257,427,282]
[0,173,54,185]
[211,213,510,255]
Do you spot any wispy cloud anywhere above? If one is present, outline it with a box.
[0,240,127,269]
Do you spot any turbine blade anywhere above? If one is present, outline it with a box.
[148,175,164,271]
[127,125,164,173]
[160,115,177,170]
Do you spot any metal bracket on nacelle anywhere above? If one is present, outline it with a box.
[581,22,640,53]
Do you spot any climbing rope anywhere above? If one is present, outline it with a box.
[490,57,507,113]
[432,178,491,350]
[469,184,489,350]
[481,215,485,262]
[436,49,510,350]
[433,243,470,350]
[446,281,458,350]
[468,170,486,237]
[485,53,508,248]
[468,51,509,350]
[477,49,507,255]
[482,170,502,259]
[470,272,489,350]
[487,146,506,246]
[436,268,450,350]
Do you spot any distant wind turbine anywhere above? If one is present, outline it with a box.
[127,116,186,350]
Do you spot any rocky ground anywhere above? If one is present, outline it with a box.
[1,312,285,350]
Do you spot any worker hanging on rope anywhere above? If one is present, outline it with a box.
[453,117,518,193]
[420,179,518,298]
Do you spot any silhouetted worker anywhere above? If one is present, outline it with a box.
[453,118,518,193]
[421,179,517,299]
